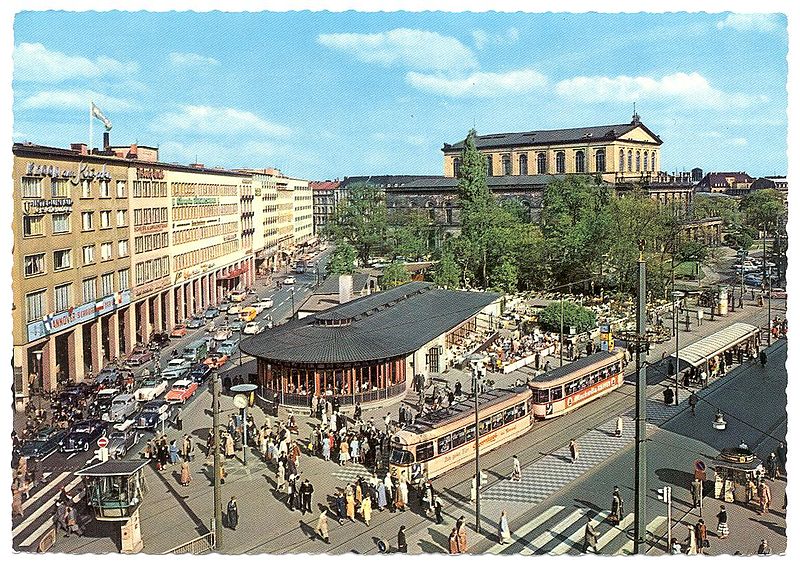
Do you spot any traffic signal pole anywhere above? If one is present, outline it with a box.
[634,244,647,554]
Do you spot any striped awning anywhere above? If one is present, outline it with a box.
[675,322,760,368]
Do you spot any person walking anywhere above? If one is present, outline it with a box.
[227,496,239,530]
[169,439,179,465]
[448,527,460,554]
[691,477,703,509]
[688,392,698,416]
[11,485,23,518]
[360,492,372,526]
[434,495,443,524]
[615,416,623,437]
[511,455,522,482]
[670,537,681,555]
[569,439,579,463]
[757,480,771,515]
[377,479,388,511]
[583,512,599,553]
[498,510,512,544]
[316,507,330,544]
[397,525,408,553]
[610,486,624,526]
[54,500,68,533]
[301,479,314,514]
[65,505,83,537]
[345,485,356,522]
[180,459,192,486]
[715,505,729,539]
[695,518,707,554]
[775,442,787,477]
[456,515,468,552]
[757,539,772,556]
[397,477,408,511]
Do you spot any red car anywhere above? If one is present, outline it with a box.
[202,352,229,368]
[165,379,198,403]
[127,347,154,366]
[171,324,188,338]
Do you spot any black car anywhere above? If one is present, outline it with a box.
[135,400,177,430]
[60,419,107,453]
[107,426,140,459]
[189,363,213,385]
[17,427,66,460]
[149,331,171,350]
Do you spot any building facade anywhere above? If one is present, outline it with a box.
[310,179,340,235]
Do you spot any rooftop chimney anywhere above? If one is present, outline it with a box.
[70,143,88,155]
[190,163,205,169]
[103,131,110,151]
[338,274,353,305]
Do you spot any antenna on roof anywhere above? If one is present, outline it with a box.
[632,103,641,125]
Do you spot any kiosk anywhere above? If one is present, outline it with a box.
[712,447,763,505]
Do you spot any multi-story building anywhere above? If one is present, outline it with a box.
[695,171,756,194]
[310,179,340,235]
[291,176,314,248]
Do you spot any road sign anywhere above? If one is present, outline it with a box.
[694,459,706,472]
[97,436,109,448]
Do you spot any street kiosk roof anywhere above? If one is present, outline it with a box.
[675,322,759,368]
[77,459,150,477]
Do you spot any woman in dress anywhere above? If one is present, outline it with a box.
[180,460,192,486]
[499,510,511,544]
[716,505,729,539]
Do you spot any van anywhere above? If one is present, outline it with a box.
[239,307,258,322]
[182,339,209,363]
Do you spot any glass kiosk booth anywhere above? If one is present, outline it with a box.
[77,459,149,553]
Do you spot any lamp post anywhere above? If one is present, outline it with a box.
[767,267,772,346]
[231,384,257,466]
[470,353,485,534]
[559,294,564,367]
[211,369,223,550]
[33,351,43,411]
[672,291,684,406]
[634,242,647,554]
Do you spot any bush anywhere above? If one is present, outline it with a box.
[538,301,597,334]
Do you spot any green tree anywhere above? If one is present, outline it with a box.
[380,261,411,289]
[387,209,432,261]
[433,251,460,289]
[538,301,597,334]
[740,189,786,231]
[489,258,518,294]
[326,242,357,275]
[325,182,388,266]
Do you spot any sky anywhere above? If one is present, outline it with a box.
[11,10,789,180]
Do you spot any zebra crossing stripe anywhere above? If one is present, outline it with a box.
[12,477,82,537]
[519,509,585,556]
[618,516,666,555]
[19,488,86,548]
[596,513,634,551]
[549,511,610,555]
[486,505,564,555]
[21,472,70,512]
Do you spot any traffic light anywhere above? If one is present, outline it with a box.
[657,486,671,503]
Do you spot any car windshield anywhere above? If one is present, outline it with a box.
[142,403,162,412]
[142,380,158,386]
[390,448,414,465]
[112,400,128,406]
[73,424,92,433]
[109,432,125,440]
[174,384,188,390]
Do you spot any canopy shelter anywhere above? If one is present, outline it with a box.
[77,459,149,521]
[673,322,759,369]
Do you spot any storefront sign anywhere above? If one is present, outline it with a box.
[26,290,132,342]
[25,162,76,180]
[173,197,219,206]
[136,167,165,180]
[134,222,168,234]
[22,198,73,215]
[174,262,217,284]
[132,276,171,299]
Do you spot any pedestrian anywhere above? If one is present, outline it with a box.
[765,453,778,480]
[775,442,787,477]
[683,524,697,555]
[169,440,179,465]
[65,505,83,537]
[670,537,681,555]
[397,525,408,553]
[11,485,23,518]
[54,500,67,533]
[583,512,599,553]
[456,515,468,552]
[322,433,331,461]
[339,439,349,466]
[448,527,460,554]
[384,412,392,433]
[614,416,624,437]
[434,496,443,524]
[219,461,226,485]
[227,496,239,530]
[225,432,235,459]
[610,486,623,526]
[346,485,356,522]
[757,539,771,556]
[511,455,522,481]
[470,475,477,502]
[377,479,388,511]
[759,350,767,368]
[688,392,698,416]
[757,480,771,515]
[695,518,708,554]
[301,479,314,514]
[396,478,408,511]
[182,434,193,462]
[360,492,372,526]
[691,477,703,509]
[498,510,511,544]
[569,438,579,463]
[175,407,183,430]
[716,505,729,539]
[316,507,330,544]
[180,459,192,486]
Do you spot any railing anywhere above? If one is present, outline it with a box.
[255,381,408,410]
[164,531,215,554]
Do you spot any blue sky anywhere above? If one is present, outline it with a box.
[12,10,789,180]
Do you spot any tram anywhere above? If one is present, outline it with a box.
[389,386,532,483]
[527,349,627,419]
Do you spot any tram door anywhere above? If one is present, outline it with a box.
[427,347,440,373]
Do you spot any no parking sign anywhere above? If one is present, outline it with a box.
[694,459,707,481]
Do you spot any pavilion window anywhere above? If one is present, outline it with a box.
[643,151,649,171]
[635,151,641,172]
[651,151,657,172]
[519,153,528,175]
[555,151,566,174]
[537,152,546,174]
[575,150,585,173]
[619,149,624,172]
[627,150,633,172]
[502,154,512,175]
[486,155,494,176]
[595,149,606,172]
[453,157,461,177]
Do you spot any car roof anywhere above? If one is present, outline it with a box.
[98,388,119,395]
[143,400,166,408]
[113,393,135,401]
[172,379,192,386]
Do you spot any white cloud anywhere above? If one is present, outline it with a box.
[14,43,138,83]
[471,27,520,50]
[716,14,782,33]
[729,137,748,146]
[471,29,490,50]
[151,105,291,137]
[169,52,220,67]
[554,72,765,109]
[18,90,138,112]
[405,69,548,98]
[317,28,477,72]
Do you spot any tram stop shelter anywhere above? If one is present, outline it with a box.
[672,322,760,371]
[77,459,149,553]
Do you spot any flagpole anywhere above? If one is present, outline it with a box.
[89,102,93,153]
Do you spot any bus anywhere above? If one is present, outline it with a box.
[526,349,627,420]
[182,339,209,363]
[389,387,532,483]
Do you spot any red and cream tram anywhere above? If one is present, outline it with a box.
[527,349,627,419]
[389,387,532,483]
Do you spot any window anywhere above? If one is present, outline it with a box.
[118,239,129,257]
[452,428,466,448]
[81,212,94,231]
[635,151,641,172]
[492,412,504,430]
[116,210,127,227]
[465,424,476,442]
[504,407,516,424]
[643,152,649,171]
[627,150,633,172]
[452,157,461,178]
[23,215,44,237]
[101,273,114,296]
[82,278,97,302]
[118,268,130,291]
[619,149,625,172]
[53,249,71,270]
[534,388,549,404]
[82,245,95,264]
[437,434,452,454]
[116,180,127,198]
[51,178,69,197]
[575,150,585,173]
[502,154,512,175]
[550,386,564,400]
[479,417,492,436]
[416,441,434,462]
[445,205,453,225]
[595,149,606,172]
[81,179,91,198]
[24,253,46,277]
[100,242,113,261]
[519,154,528,175]
[21,177,43,198]
[25,290,45,322]
[537,152,546,174]
[651,151,657,172]
[100,210,112,229]
[555,151,566,174]
[54,283,71,312]
[99,180,110,198]
[486,155,494,176]
[52,213,70,234]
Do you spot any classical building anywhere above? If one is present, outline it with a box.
[240,281,501,408]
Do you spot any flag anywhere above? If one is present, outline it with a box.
[91,101,112,131]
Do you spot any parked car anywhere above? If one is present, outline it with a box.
[166,379,199,403]
[203,352,230,368]
[243,321,263,335]
[18,427,66,460]
[283,276,295,285]
[134,378,169,401]
[227,303,242,315]
[189,363,213,384]
[217,339,239,356]
[59,419,106,453]
[204,307,220,320]
[127,347,154,367]
[239,307,258,322]
[107,422,140,459]
[149,332,171,349]
[161,358,192,381]
[252,298,274,310]
[214,327,233,341]
[230,320,244,333]
[744,274,763,287]
[171,324,188,338]
[219,301,231,312]
[92,368,119,391]
[108,393,140,422]
[135,400,177,430]
[92,387,121,418]
[229,289,247,302]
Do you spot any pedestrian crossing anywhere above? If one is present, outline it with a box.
[484,505,666,556]
[12,470,82,551]
[330,461,373,484]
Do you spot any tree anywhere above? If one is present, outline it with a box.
[387,209,432,261]
[433,251,460,289]
[325,182,389,266]
[489,258,518,294]
[740,189,786,232]
[326,242,357,275]
[538,301,597,334]
[380,261,411,289]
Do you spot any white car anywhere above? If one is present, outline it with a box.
[227,303,242,315]
[252,298,273,312]
[283,276,295,285]
[214,327,233,341]
[134,378,169,401]
[242,321,263,335]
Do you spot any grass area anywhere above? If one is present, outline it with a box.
[674,260,705,280]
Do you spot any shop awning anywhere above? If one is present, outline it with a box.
[674,322,759,368]
[217,264,249,281]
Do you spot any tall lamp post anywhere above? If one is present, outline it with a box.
[211,370,223,550]
[634,242,647,554]
[470,353,485,534]
[230,384,257,466]
[672,291,684,405]
[33,351,43,411]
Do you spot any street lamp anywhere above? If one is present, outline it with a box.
[672,291,684,406]
[33,351,43,411]
[290,286,295,319]
[470,353,485,534]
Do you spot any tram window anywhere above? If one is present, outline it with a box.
[504,408,515,424]
[390,448,413,465]
[479,418,492,436]
[465,424,476,442]
[534,389,549,404]
[515,403,526,419]
[492,413,504,429]
[416,441,434,462]
[550,386,563,400]
[565,380,578,395]
[438,434,452,454]
[452,428,466,448]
